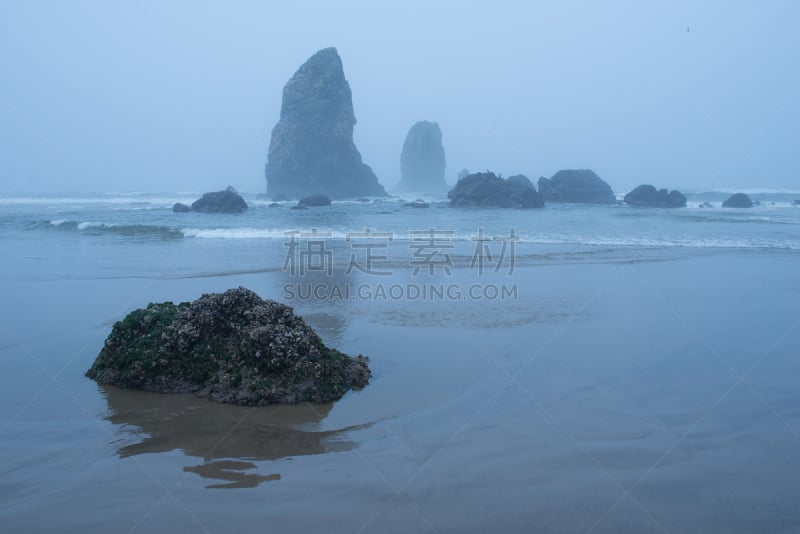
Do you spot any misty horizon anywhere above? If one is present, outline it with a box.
[1,1,798,195]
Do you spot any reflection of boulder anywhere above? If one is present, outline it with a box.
[448,171,544,208]
[101,385,364,488]
[722,192,754,208]
[86,287,370,405]
[624,184,687,208]
[537,169,616,204]
[184,461,281,489]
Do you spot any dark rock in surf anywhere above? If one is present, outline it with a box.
[172,202,191,213]
[264,47,387,199]
[448,171,544,208]
[537,169,616,204]
[296,194,332,208]
[85,287,370,405]
[507,174,535,190]
[191,186,248,213]
[403,200,429,208]
[397,121,447,192]
[722,193,754,208]
[624,184,687,208]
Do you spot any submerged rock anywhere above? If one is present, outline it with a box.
[85,288,370,405]
[296,194,332,208]
[191,186,248,213]
[397,121,447,192]
[172,202,191,213]
[722,193,754,208]
[537,169,616,204]
[624,184,687,208]
[264,47,387,199]
[448,171,544,208]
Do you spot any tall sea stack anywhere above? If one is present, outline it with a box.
[397,121,447,192]
[264,48,387,199]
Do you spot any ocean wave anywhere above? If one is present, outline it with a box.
[179,226,799,250]
[0,196,194,207]
[518,235,799,250]
[48,219,182,239]
[678,214,800,225]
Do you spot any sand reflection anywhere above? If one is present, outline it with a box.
[101,385,364,488]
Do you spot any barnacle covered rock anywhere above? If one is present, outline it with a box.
[86,287,370,405]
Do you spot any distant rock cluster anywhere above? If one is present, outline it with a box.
[538,169,617,204]
[253,47,723,210]
[624,185,687,208]
[448,172,544,208]
[446,169,624,209]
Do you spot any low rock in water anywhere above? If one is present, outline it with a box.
[86,287,370,405]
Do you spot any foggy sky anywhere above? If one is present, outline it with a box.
[1,1,798,195]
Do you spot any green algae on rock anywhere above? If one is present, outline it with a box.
[86,287,370,405]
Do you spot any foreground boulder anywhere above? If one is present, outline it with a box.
[296,194,332,208]
[191,186,248,213]
[264,47,387,199]
[624,184,687,208]
[537,169,617,204]
[86,288,370,405]
[722,193,754,208]
[397,121,447,192]
[448,171,544,208]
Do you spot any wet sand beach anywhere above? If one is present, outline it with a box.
[1,229,799,532]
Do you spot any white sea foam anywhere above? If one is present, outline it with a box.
[178,226,799,250]
[181,227,352,240]
[77,221,106,230]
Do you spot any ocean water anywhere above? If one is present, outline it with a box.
[1,191,799,532]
